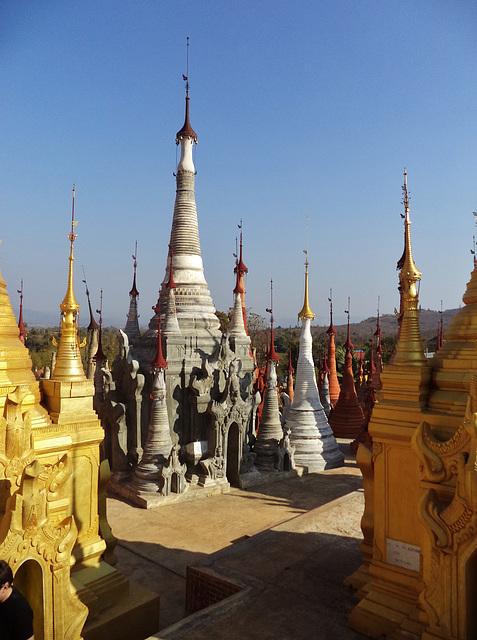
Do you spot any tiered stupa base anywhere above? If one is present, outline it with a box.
[287,408,344,470]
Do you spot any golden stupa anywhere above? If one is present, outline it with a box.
[0,189,159,639]
[348,172,477,640]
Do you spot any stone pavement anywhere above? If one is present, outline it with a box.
[106,441,370,639]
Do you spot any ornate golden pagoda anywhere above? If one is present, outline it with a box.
[348,171,432,638]
[393,170,426,366]
[41,189,159,639]
[51,186,86,381]
[0,240,88,638]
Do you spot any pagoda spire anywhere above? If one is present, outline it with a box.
[393,170,426,365]
[329,299,364,438]
[298,257,314,321]
[151,295,167,370]
[51,185,86,381]
[254,281,284,470]
[370,304,383,393]
[234,221,249,333]
[162,246,181,336]
[283,257,343,470]
[82,267,99,379]
[0,246,39,388]
[266,280,280,363]
[124,242,141,341]
[326,290,340,407]
[156,47,219,334]
[132,291,181,498]
[17,279,27,344]
[286,336,294,405]
[93,290,107,364]
[229,253,247,338]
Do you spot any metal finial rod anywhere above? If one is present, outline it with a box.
[265,279,274,324]
[96,290,103,327]
[68,184,78,244]
[402,168,410,220]
[182,36,190,95]
[377,294,380,315]
[81,265,90,299]
[303,216,309,265]
[132,240,138,271]
[17,279,23,302]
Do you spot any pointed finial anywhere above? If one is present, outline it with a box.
[61,184,80,315]
[472,212,477,265]
[298,252,315,320]
[176,36,197,142]
[234,219,248,275]
[344,297,353,350]
[266,279,280,362]
[94,290,107,362]
[167,244,177,289]
[299,218,314,320]
[398,168,421,282]
[82,266,99,331]
[326,288,337,336]
[393,170,426,365]
[17,279,27,344]
[129,241,139,296]
[51,186,85,380]
[151,293,167,370]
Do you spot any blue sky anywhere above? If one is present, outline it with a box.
[1,0,477,328]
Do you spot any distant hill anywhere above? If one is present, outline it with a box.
[23,308,128,329]
[277,307,461,346]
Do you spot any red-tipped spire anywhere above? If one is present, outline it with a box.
[266,280,280,362]
[323,349,330,373]
[234,224,248,276]
[176,39,197,143]
[326,289,340,407]
[17,280,27,344]
[233,265,245,295]
[129,242,139,296]
[287,342,294,375]
[93,290,107,362]
[329,297,364,438]
[167,244,177,289]
[233,222,248,333]
[151,294,167,370]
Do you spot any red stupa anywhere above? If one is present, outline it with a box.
[328,300,364,439]
[326,291,340,407]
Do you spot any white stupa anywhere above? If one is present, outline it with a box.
[283,260,344,470]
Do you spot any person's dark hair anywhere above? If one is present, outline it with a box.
[0,560,13,587]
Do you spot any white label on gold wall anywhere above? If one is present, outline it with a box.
[386,539,421,572]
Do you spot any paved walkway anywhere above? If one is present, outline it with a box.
[107,442,369,639]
